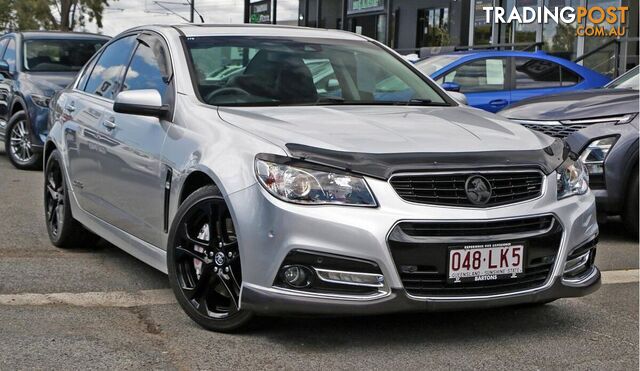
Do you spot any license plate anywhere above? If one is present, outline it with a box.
[448,242,524,283]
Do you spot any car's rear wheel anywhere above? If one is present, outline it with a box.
[167,185,252,332]
[6,111,42,170]
[622,168,638,239]
[44,149,100,248]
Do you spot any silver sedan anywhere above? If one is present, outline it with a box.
[44,24,600,332]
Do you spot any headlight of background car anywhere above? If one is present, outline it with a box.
[255,157,376,206]
[557,158,589,199]
[578,136,618,176]
[31,94,52,108]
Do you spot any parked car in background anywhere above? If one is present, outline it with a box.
[500,66,639,237]
[414,51,611,112]
[45,25,600,332]
[0,31,109,169]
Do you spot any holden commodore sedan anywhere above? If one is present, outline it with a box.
[45,25,600,332]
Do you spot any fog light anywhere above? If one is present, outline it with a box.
[315,268,384,287]
[281,265,312,288]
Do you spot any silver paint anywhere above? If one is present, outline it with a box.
[46,25,599,313]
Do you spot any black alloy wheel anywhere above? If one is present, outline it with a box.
[168,185,252,332]
[44,149,100,248]
[45,155,66,238]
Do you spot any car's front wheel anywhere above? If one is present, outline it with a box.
[167,185,252,332]
[6,111,42,170]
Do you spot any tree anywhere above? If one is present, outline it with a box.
[1,0,115,31]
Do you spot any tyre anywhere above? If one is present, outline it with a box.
[622,169,638,239]
[167,185,252,332]
[5,111,42,170]
[44,149,100,248]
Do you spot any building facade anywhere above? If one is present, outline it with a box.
[295,0,638,76]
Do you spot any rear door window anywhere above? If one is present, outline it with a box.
[514,58,582,89]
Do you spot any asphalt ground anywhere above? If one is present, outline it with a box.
[0,148,638,370]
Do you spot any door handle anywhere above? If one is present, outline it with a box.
[489,99,508,107]
[102,118,117,130]
[65,103,76,112]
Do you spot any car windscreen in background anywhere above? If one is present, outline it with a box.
[23,39,107,72]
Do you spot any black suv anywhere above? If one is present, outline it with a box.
[0,31,109,169]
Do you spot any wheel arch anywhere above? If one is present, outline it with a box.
[621,140,639,204]
[10,94,26,117]
[43,140,57,165]
[178,169,220,205]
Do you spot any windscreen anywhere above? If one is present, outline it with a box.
[23,39,106,72]
[607,66,639,90]
[185,36,449,107]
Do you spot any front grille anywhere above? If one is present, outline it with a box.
[388,216,562,297]
[390,171,543,207]
[520,123,586,139]
[398,216,554,237]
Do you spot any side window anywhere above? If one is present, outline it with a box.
[76,54,100,91]
[515,58,562,89]
[122,38,170,99]
[561,67,581,86]
[83,35,136,99]
[3,38,16,72]
[304,59,342,97]
[0,39,9,60]
[443,58,506,93]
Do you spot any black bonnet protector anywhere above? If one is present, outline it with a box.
[285,139,569,180]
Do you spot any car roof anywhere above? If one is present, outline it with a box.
[422,50,562,59]
[165,23,366,41]
[13,31,110,40]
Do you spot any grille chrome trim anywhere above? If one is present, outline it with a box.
[389,169,546,209]
[390,215,556,243]
[518,122,587,139]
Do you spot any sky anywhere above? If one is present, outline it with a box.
[86,0,299,36]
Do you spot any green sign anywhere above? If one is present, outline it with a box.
[348,0,385,15]
[249,0,271,24]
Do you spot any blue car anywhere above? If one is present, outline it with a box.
[414,51,611,112]
[0,31,109,169]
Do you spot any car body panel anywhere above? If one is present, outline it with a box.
[46,25,600,315]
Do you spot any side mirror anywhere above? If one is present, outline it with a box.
[448,91,468,105]
[0,60,9,74]
[113,89,167,117]
[442,81,461,92]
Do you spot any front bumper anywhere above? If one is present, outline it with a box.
[228,172,599,315]
[242,271,600,315]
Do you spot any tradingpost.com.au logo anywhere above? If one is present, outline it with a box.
[483,5,629,37]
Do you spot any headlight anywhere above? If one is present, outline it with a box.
[556,158,589,199]
[255,156,376,207]
[31,94,51,108]
[579,136,618,176]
